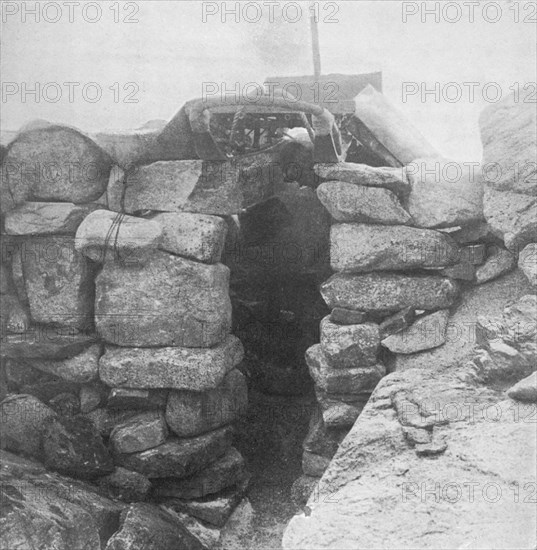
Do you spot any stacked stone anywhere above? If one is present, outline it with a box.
[0,124,252,544]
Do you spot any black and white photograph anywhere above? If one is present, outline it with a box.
[0,1,536,548]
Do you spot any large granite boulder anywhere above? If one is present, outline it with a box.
[479,92,537,195]
[1,126,112,212]
[330,224,459,272]
[95,251,231,347]
[321,273,459,314]
[99,336,243,391]
[406,158,484,228]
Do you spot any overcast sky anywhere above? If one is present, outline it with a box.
[1,0,536,161]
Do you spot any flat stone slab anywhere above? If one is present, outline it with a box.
[115,426,233,479]
[329,307,367,325]
[306,344,385,394]
[110,411,169,454]
[319,316,380,368]
[95,251,232,347]
[75,209,163,264]
[166,369,247,437]
[317,181,411,224]
[99,336,244,391]
[321,273,460,314]
[330,223,459,273]
[4,202,99,235]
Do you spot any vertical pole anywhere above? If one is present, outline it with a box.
[310,2,321,80]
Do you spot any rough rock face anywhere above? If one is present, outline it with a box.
[518,243,537,286]
[110,411,169,454]
[95,251,232,347]
[165,369,248,437]
[479,92,537,195]
[319,317,379,367]
[330,224,459,272]
[283,363,537,550]
[507,372,537,402]
[1,126,113,212]
[475,244,515,284]
[75,210,163,264]
[317,181,411,224]
[99,336,244,391]
[0,293,30,333]
[4,202,100,235]
[20,236,96,329]
[321,273,459,314]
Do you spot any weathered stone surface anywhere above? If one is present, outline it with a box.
[483,187,537,251]
[0,394,56,457]
[379,307,416,338]
[124,160,246,215]
[75,209,163,263]
[303,410,346,459]
[0,293,30,333]
[329,307,366,325]
[317,181,411,224]
[381,310,450,354]
[48,392,80,416]
[115,426,232,479]
[110,411,169,454]
[21,236,95,329]
[314,162,409,195]
[217,498,255,550]
[79,383,106,413]
[84,408,140,438]
[27,344,101,383]
[507,372,537,402]
[1,328,97,360]
[315,389,367,427]
[518,243,537,286]
[460,243,487,265]
[95,252,231,347]
[291,475,319,506]
[479,92,537,195]
[99,336,243,391]
[1,126,113,212]
[0,450,124,549]
[283,365,537,550]
[165,508,221,550]
[438,262,476,281]
[450,221,497,244]
[43,415,114,478]
[153,447,246,500]
[107,388,168,410]
[306,344,385,394]
[98,467,152,503]
[331,223,459,273]
[166,369,247,437]
[406,158,484,228]
[4,202,99,235]
[0,262,11,294]
[475,244,515,284]
[319,316,379,368]
[152,212,227,263]
[302,451,331,477]
[321,273,459,314]
[104,503,203,550]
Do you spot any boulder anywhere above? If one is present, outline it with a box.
[75,210,163,264]
[110,411,169,454]
[0,450,124,549]
[475,245,515,284]
[518,243,537,286]
[321,273,459,314]
[0,394,57,457]
[319,317,379,368]
[152,212,227,263]
[306,344,385,394]
[43,415,114,478]
[406,158,484,228]
[84,408,141,438]
[152,447,246,500]
[20,236,96,329]
[330,223,459,272]
[104,503,203,550]
[0,293,30,333]
[507,372,537,402]
[165,369,247,437]
[95,252,231,347]
[79,383,107,413]
[483,187,537,251]
[99,336,243,391]
[115,426,233,479]
[479,92,537,195]
[381,310,450,354]
[1,126,112,212]
[315,389,368,428]
[4,202,99,236]
[379,307,416,338]
[317,181,411,224]
[98,467,152,503]
[314,162,409,195]
[329,307,366,325]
